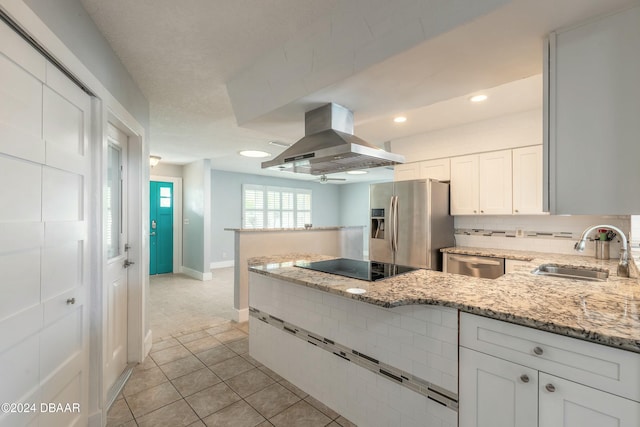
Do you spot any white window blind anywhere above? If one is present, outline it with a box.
[243,184,312,229]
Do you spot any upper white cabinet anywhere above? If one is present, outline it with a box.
[479,150,512,215]
[450,154,480,214]
[513,145,543,214]
[451,150,512,215]
[394,158,450,182]
[546,5,640,214]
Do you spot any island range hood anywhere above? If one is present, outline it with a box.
[261,103,404,175]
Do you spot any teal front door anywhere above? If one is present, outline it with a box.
[150,181,174,275]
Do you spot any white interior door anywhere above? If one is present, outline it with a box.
[0,21,90,427]
[104,123,129,396]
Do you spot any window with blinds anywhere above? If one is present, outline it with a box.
[242,184,312,229]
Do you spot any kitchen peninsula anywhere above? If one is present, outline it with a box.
[225,226,363,322]
[247,251,640,427]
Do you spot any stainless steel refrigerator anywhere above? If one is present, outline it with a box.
[369,179,454,271]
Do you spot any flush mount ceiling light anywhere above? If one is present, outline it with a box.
[393,116,407,123]
[470,94,488,103]
[239,150,270,158]
[346,170,368,175]
[149,155,161,167]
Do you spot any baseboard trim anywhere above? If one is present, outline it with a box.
[182,266,213,281]
[234,308,249,323]
[210,260,234,269]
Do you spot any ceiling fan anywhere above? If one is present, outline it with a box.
[317,174,346,184]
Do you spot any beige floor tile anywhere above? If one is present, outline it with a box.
[202,400,265,427]
[205,323,235,336]
[136,399,199,427]
[123,366,168,397]
[256,421,274,427]
[214,328,248,343]
[257,366,283,382]
[269,400,331,427]
[159,355,206,380]
[241,353,263,367]
[125,382,182,418]
[195,345,237,366]
[106,398,133,426]
[304,395,339,420]
[151,345,192,366]
[278,379,308,399]
[134,356,158,372]
[171,368,222,397]
[151,337,181,353]
[225,367,275,398]
[209,355,254,380]
[226,337,249,354]
[176,330,211,344]
[185,382,242,419]
[335,416,358,427]
[183,336,223,353]
[236,322,250,333]
[244,383,301,419]
[188,421,206,427]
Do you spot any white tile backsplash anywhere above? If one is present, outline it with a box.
[454,215,630,256]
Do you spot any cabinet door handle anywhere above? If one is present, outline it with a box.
[520,374,530,383]
[545,383,556,393]
[480,210,484,213]
[533,346,544,355]
[515,209,519,213]
[66,297,76,305]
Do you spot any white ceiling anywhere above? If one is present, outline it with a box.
[80,0,637,184]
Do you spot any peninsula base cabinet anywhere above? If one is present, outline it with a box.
[459,313,640,427]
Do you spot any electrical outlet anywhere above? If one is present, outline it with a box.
[515,228,524,238]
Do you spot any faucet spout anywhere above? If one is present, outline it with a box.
[574,224,629,277]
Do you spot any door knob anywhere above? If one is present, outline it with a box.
[150,232,156,236]
[124,260,135,268]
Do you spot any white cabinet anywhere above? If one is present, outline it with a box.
[450,154,479,214]
[460,347,537,427]
[393,162,420,181]
[512,146,543,215]
[539,373,640,427]
[420,158,450,181]
[545,6,640,214]
[460,313,640,427]
[451,150,511,215]
[479,150,512,215]
[394,158,450,182]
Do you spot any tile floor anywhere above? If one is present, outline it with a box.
[107,272,356,427]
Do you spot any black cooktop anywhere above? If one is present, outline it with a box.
[295,258,418,282]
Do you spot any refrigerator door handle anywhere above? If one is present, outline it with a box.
[389,196,395,252]
[392,196,399,253]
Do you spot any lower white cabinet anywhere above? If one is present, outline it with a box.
[460,347,537,427]
[460,313,640,427]
[539,373,640,427]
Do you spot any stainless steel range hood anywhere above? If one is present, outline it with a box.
[262,103,404,175]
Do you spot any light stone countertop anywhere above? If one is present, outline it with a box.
[248,249,640,354]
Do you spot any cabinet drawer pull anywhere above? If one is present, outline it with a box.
[66,297,76,305]
[520,374,530,383]
[533,346,544,355]
[545,383,556,393]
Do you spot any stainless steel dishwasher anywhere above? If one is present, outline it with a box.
[445,253,505,279]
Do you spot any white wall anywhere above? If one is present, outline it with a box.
[151,162,183,178]
[391,108,542,162]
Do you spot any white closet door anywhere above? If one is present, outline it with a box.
[0,21,90,427]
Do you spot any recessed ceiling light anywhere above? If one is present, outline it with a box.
[470,94,488,103]
[346,170,368,175]
[239,150,270,158]
[393,116,407,123]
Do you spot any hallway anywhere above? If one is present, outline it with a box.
[107,271,356,427]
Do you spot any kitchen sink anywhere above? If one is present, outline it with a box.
[531,264,609,282]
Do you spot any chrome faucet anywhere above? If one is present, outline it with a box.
[574,224,629,277]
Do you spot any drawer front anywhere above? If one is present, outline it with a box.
[460,313,640,402]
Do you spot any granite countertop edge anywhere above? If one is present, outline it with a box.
[248,251,640,354]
